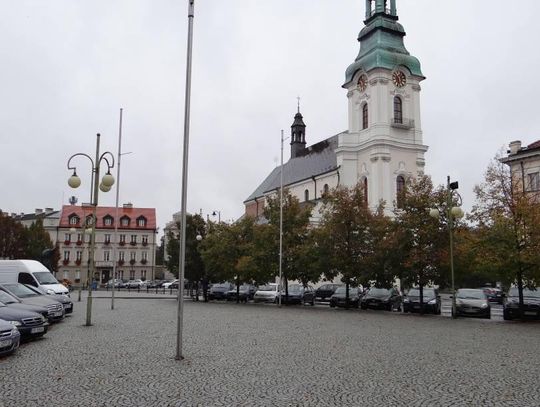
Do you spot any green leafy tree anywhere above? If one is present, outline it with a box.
[0,211,27,259]
[25,219,55,263]
[471,154,540,317]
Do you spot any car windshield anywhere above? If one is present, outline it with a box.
[508,287,540,298]
[368,288,390,296]
[33,271,59,285]
[0,291,18,304]
[258,285,277,291]
[288,285,303,292]
[334,287,358,295]
[213,284,230,289]
[239,285,252,290]
[2,284,39,298]
[407,288,435,297]
[457,289,485,300]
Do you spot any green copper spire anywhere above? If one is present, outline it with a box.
[344,0,423,87]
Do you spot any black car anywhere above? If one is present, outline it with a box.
[24,284,74,315]
[281,284,315,306]
[0,284,65,322]
[330,287,361,308]
[403,287,441,314]
[503,287,540,320]
[226,284,257,302]
[0,290,49,319]
[208,283,234,300]
[360,287,402,311]
[0,318,21,356]
[315,284,343,302]
[453,288,491,319]
[479,286,504,304]
[0,302,49,339]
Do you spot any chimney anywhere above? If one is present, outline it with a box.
[45,208,54,214]
[123,203,133,209]
[35,209,43,215]
[509,140,522,155]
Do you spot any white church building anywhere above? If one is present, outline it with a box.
[244,0,428,219]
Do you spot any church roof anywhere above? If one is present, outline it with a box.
[244,134,341,203]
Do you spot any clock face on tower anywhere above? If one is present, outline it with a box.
[357,74,368,92]
[392,71,407,88]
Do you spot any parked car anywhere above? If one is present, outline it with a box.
[329,286,361,308]
[162,280,178,289]
[503,287,540,320]
[0,318,21,356]
[360,287,402,311]
[105,279,125,289]
[253,284,280,303]
[145,280,163,289]
[0,283,65,322]
[454,288,490,319]
[125,279,145,289]
[0,289,48,318]
[226,284,257,302]
[282,284,315,306]
[208,283,234,300]
[0,259,69,296]
[0,302,48,339]
[315,284,343,302]
[24,284,73,315]
[403,287,441,314]
[479,286,504,304]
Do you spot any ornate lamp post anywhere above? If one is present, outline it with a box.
[67,133,115,326]
[429,176,464,319]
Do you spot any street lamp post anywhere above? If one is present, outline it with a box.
[429,176,464,319]
[67,133,115,326]
[211,211,221,223]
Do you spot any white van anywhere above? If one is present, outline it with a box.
[0,260,69,296]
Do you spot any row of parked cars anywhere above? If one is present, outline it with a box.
[0,282,73,357]
[203,282,540,320]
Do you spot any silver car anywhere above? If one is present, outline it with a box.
[454,288,491,319]
[253,284,280,303]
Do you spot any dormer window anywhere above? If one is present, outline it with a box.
[137,216,147,227]
[120,216,130,227]
[103,215,114,226]
[68,214,80,225]
[85,215,94,226]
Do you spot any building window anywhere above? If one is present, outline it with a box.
[119,234,126,244]
[121,216,130,227]
[64,233,71,243]
[323,184,329,196]
[394,96,403,124]
[142,235,148,245]
[396,175,406,207]
[119,251,125,261]
[304,189,309,202]
[63,270,69,280]
[141,252,148,261]
[103,251,110,261]
[75,270,81,280]
[86,215,94,226]
[63,251,70,261]
[119,270,124,279]
[362,103,368,129]
[528,172,540,191]
[69,215,79,225]
[130,252,136,261]
[362,177,368,204]
[103,216,113,226]
[130,235,137,245]
[137,217,147,227]
[130,270,135,280]
[141,270,147,280]
[76,251,82,261]
[104,234,111,244]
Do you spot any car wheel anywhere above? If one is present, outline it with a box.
[503,309,512,321]
[330,303,335,308]
[436,305,441,315]
[360,304,367,310]
[310,297,315,306]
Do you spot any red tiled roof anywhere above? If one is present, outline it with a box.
[59,205,157,230]
[527,140,540,150]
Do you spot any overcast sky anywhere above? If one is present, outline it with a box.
[1,0,539,231]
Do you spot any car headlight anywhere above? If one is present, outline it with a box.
[403,298,410,303]
[41,316,47,322]
[481,303,488,309]
[9,321,22,327]
[428,299,436,305]
[46,289,56,295]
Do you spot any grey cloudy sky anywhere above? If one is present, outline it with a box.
[1,0,539,230]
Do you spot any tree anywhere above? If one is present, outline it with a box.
[394,176,448,313]
[0,211,26,259]
[471,154,540,318]
[317,183,373,308]
[25,219,55,265]
[262,190,313,301]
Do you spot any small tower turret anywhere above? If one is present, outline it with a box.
[290,100,306,158]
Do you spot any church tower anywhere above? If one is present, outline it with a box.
[336,0,428,211]
[290,106,307,159]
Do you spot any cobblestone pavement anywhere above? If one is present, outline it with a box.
[1,294,539,407]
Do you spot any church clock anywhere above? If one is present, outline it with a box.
[357,74,368,92]
[392,71,406,87]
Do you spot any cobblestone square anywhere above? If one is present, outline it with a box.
[1,294,539,407]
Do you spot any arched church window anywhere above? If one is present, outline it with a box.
[396,175,406,207]
[362,177,368,204]
[394,96,403,124]
[362,103,369,130]
[323,184,329,196]
[304,189,309,202]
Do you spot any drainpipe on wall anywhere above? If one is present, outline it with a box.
[312,176,317,200]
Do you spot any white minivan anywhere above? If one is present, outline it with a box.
[0,260,69,296]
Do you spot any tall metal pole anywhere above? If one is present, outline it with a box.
[447,175,456,319]
[86,134,101,326]
[176,0,195,361]
[111,108,123,310]
[279,130,284,307]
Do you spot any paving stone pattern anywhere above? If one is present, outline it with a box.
[0,295,539,407]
